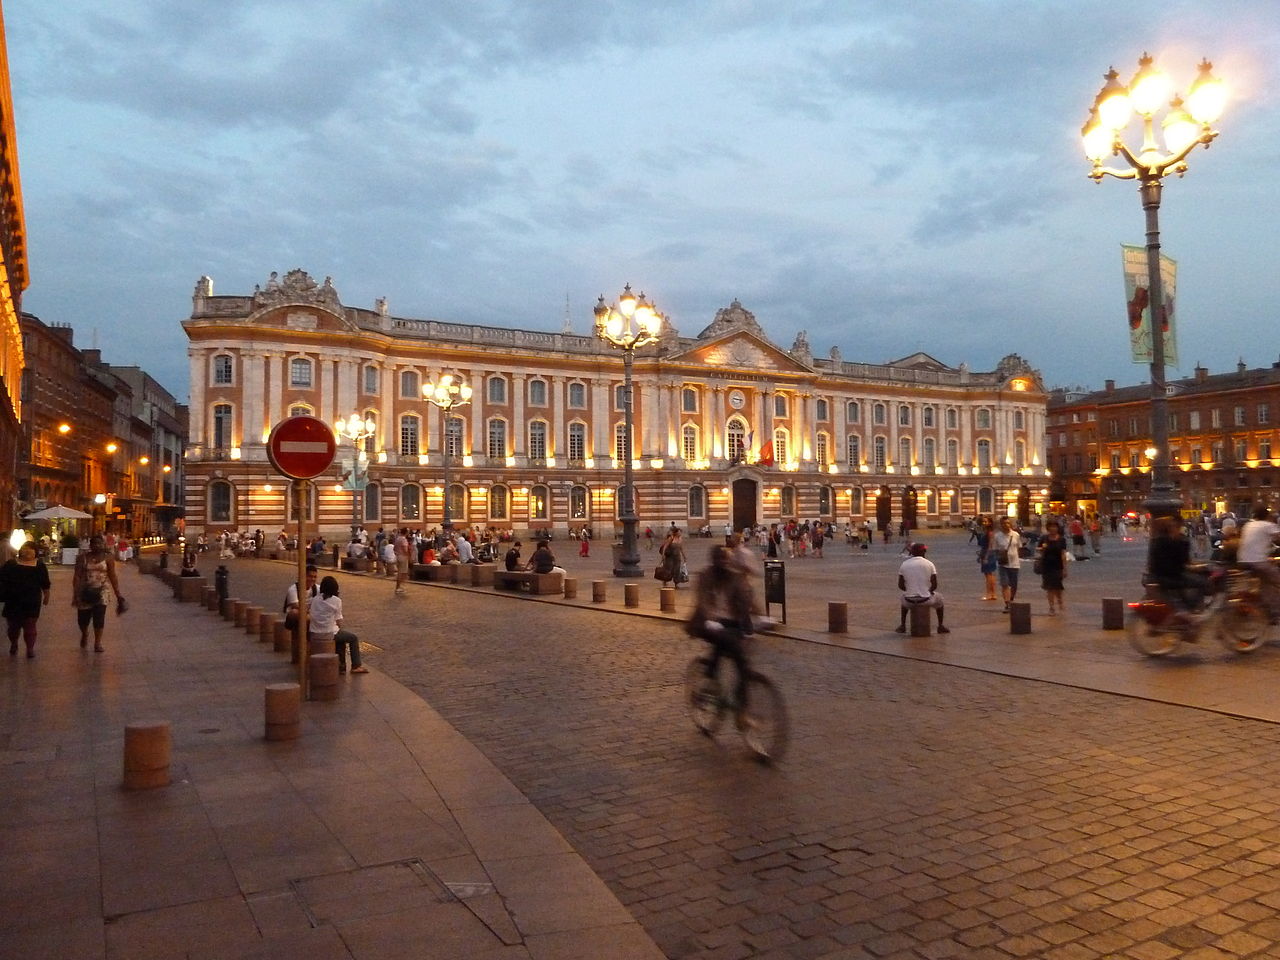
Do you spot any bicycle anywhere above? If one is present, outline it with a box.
[1127,565,1270,657]
[684,655,789,763]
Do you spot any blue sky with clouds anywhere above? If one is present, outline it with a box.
[6,0,1278,400]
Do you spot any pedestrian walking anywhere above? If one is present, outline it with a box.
[976,517,998,601]
[2,542,52,658]
[656,528,687,588]
[394,528,411,594]
[1036,520,1069,615]
[579,527,590,557]
[994,517,1022,613]
[72,535,125,653]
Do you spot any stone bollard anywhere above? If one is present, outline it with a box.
[274,621,291,654]
[1010,601,1032,635]
[264,683,301,741]
[660,587,676,613]
[1102,597,1125,630]
[220,596,238,620]
[201,585,217,609]
[123,721,171,790]
[828,601,848,633]
[562,578,578,599]
[234,600,252,627]
[592,580,607,603]
[909,603,932,637]
[308,636,333,659]
[624,583,640,608]
[244,606,262,634]
[258,613,277,644]
[309,653,340,702]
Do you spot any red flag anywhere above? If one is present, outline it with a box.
[758,440,774,466]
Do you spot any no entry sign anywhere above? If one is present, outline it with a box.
[267,416,338,480]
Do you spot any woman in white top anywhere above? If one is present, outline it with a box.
[308,576,367,674]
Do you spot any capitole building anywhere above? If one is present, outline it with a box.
[183,269,1050,538]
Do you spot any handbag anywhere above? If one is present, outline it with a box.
[654,566,664,581]
[1032,557,1043,576]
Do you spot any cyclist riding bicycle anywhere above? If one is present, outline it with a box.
[1148,516,1210,612]
[687,545,757,729]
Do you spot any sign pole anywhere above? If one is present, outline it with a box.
[296,479,310,699]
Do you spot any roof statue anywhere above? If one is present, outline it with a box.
[695,299,765,340]
[790,329,812,366]
[253,269,342,311]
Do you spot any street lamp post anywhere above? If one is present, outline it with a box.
[594,284,665,578]
[334,413,376,540]
[422,374,472,532]
[1082,54,1226,526]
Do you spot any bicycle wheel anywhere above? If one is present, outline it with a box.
[739,673,789,764]
[1126,607,1180,657]
[685,657,725,736]
[1217,598,1269,653]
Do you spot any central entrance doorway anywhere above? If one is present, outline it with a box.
[732,478,758,532]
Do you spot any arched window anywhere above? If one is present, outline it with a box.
[898,437,912,469]
[488,376,507,404]
[924,488,938,514]
[1015,439,1026,469]
[399,370,419,398]
[873,436,887,472]
[682,424,698,461]
[923,437,936,470]
[850,487,864,514]
[976,408,992,430]
[898,404,911,427]
[614,384,627,410]
[212,404,233,451]
[528,420,548,460]
[922,406,936,428]
[209,480,233,523]
[490,484,509,521]
[445,416,464,458]
[977,439,993,470]
[946,408,958,430]
[818,485,834,516]
[614,422,630,461]
[727,418,746,462]
[946,438,959,468]
[815,398,829,421]
[363,481,380,523]
[530,484,549,520]
[399,415,420,457]
[401,483,421,521]
[570,485,589,520]
[781,485,797,517]
[978,487,995,513]
[688,484,706,518]
[847,400,861,424]
[774,394,788,417]
[846,435,861,470]
[815,432,829,466]
[528,379,547,406]
[447,483,466,521]
[568,382,587,408]
[774,429,789,464]
[872,403,886,426]
[567,422,586,461]
[682,387,698,412]
[289,357,313,388]
[487,419,507,460]
[289,404,312,417]
[363,410,378,457]
[212,354,233,385]
[362,365,379,395]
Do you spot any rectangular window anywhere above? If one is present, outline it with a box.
[1168,413,1178,432]
[290,358,312,388]
[1089,453,1099,470]
[1129,451,1140,468]
[1235,406,1247,426]
[568,423,586,461]
[1013,410,1024,430]
[1211,442,1223,462]
[846,435,861,469]
[682,427,698,462]
[682,388,698,413]
[815,398,829,421]
[873,404,886,426]
[528,422,547,459]
[488,377,507,404]
[487,421,507,460]
[774,395,787,417]
[363,365,378,394]
[1191,446,1202,464]
[1189,411,1201,430]
[946,439,958,467]
[528,380,547,406]
[399,416,419,457]
[898,405,910,427]
[399,370,419,398]
[568,382,586,408]
[976,409,991,430]
[922,407,935,428]
[445,417,463,457]
[1128,417,1138,435]
[923,438,935,469]
[1259,404,1270,425]
[774,431,788,464]
[847,401,860,424]
[976,440,992,469]
[945,408,957,430]
[1110,451,1121,469]
[1211,409,1222,428]
[213,355,233,385]
[815,434,828,465]
[1261,438,1273,459]
[873,438,886,471]
[1074,454,1083,472]
[614,423,630,461]
[1236,440,1248,462]
[614,385,627,410]
[1107,419,1118,437]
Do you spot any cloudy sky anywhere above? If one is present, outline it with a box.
[6,0,1278,400]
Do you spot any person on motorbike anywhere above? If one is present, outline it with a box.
[1149,516,1209,612]
[1237,506,1280,621]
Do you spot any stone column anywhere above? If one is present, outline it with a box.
[551,375,564,460]
[512,374,526,457]
[243,353,265,449]
[335,359,357,425]
[468,368,484,458]
[189,349,207,445]
[267,354,285,429]
[320,359,337,427]
[592,378,610,460]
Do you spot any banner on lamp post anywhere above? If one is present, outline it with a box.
[339,457,369,492]
[1122,244,1178,366]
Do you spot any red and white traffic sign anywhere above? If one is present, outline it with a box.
[267,416,338,480]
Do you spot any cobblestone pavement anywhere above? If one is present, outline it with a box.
[221,559,1280,959]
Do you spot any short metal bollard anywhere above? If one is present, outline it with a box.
[1010,601,1032,635]
[660,587,676,613]
[624,583,640,608]
[828,601,848,633]
[123,720,171,790]
[264,683,301,741]
[562,577,578,599]
[909,603,932,637]
[592,580,607,603]
[309,653,340,702]
[1102,597,1125,630]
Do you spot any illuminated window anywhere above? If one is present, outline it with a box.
[682,425,698,461]
[445,417,463,457]
[530,484,548,520]
[399,415,420,456]
[568,422,586,461]
[815,433,829,466]
[487,420,507,460]
[528,421,547,459]
[570,485,589,520]
[614,423,630,461]
[212,354,233,385]
[400,483,421,521]
[774,429,788,464]
[923,437,936,469]
[490,484,509,520]
[846,435,860,469]
[727,419,746,462]
[781,486,796,517]
[873,437,887,471]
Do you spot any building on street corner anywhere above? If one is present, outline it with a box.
[0,0,28,536]
[183,270,1050,538]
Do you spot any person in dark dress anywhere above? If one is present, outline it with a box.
[1036,520,1068,615]
[2,542,52,658]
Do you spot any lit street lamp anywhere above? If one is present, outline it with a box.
[594,284,665,578]
[334,413,376,539]
[1082,53,1226,525]
[422,374,472,532]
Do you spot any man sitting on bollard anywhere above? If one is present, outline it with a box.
[895,543,950,634]
[283,564,319,637]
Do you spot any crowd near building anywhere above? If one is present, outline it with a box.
[1049,361,1280,520]
[182,269,1052,540]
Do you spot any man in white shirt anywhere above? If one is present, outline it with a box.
[1238,506,1280,620]
[994,517,1023,613]
[456,535,474,564]
[895,543,949,634]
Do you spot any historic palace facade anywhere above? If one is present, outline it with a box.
[183,270,1050,538]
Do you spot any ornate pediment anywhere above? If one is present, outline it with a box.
[676,332,812,373]
[246,269,355,331]
[887,351,952,372]
[695,299,765,340]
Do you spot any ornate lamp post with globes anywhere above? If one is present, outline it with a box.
[334,413,376,540]
[422,373,472,532]
[1081,53,1226,525]
[594,284,664,578]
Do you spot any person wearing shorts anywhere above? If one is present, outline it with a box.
[994,517,1022,613]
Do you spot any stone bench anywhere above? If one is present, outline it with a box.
[340,556,371,572]
[493,570,564,595]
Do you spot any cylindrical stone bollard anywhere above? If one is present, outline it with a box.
[201,585,217,609]
[592,580,607,603]
[309,653,340,702]
[1010,601,1032,635]
[308,636,333,659]
[207,588,221,612]
[244,606,262,634]
[562,578,578,599]
[232,600,250,627]
[624,583,640,608]
[909,603,932,637]
[258,612,277,643]
[1102,597,1125,630]
[660,587,676,613]
[274,621,291,654]
[264,683,301,741]
[220,596,237,619]
[828,601,848,633]
[123,721,172,790]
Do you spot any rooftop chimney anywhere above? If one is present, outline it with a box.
[1104,379,1115,392]
[1195,365,1209,383]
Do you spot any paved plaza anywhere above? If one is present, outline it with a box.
[8,530,1280,958]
